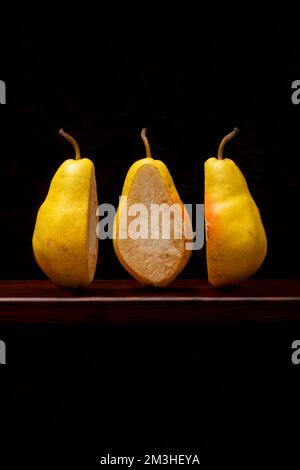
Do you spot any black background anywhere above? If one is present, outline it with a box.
[1,9,300,468]
[0,12,297,280]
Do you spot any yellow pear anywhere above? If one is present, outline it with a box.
[113,129,193,287]
[32,129,98,289]
[205,128,267,287]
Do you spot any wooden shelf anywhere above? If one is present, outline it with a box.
[0,279,299,324]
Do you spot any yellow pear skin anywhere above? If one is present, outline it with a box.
[205,128,267,288]
[32,130,98,289]
[114,129,193,287]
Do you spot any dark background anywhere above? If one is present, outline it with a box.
[1,10,300,468]
[0,13,297,280]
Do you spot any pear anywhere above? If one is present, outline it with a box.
[113,129,193,287]
[32,129,98,289]
[205,128,267,287]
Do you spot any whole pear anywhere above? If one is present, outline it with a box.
[32,130,98,288]
[205,128,267,287]
[114,129,193,287]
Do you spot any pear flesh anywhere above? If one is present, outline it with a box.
[33,155,98,289]
[116,163,191,286]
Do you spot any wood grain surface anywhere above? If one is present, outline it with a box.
[0,279,299,324]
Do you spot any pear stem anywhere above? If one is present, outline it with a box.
[59,128,81,160]
[141,128,152,158]
[217,127,239,159]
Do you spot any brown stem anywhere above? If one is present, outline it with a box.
[59,129,81,160]
[141,128,152,158]
[217,127,239,159]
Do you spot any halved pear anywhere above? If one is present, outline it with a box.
[114,129,193,287]
[205,128,267,287]
[32,130,98,289]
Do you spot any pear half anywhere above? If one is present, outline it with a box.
[205,128,267,287]
[114,129,193,287]
[32,129,98,289]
